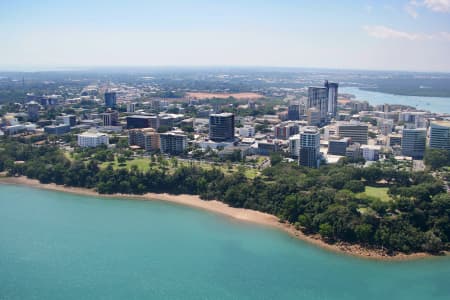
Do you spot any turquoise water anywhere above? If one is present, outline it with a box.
[341,87,450,114]
[1,185,449,300]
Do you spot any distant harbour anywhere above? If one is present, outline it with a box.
[341,87,450,114]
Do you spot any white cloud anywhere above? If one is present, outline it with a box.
[424,0,450,12]
[405,0,450,17]
[363,25,450,41]
[364,26,427,40]
[404,4,419,18]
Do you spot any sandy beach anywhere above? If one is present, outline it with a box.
[0,176,435,261]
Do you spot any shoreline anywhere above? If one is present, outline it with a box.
[0,176,436,261]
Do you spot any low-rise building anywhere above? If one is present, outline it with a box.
[361,145,381,161]
[44,124,71,135]
[77,130,109,147]
[239,125,255,138]
[328,137,351,156]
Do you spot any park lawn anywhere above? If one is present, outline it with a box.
[100,156,259,179]
[100,158,152,172]
[359,186,392,202]
[64,151,74,162]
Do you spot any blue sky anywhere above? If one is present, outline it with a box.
[1,0,449,72]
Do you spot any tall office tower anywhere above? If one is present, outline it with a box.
[325,80,339,117]
[307,86,328,124]
[299,126,321,168]
[159,131,187,154]
[430,121,450,150]
[287,103,300,121]
[101,110,119,126]
[209,113,235,142]
[104,91,117,108]
[289,134,301,158]
[401,128,426,159]
[127,102,136,113]
[337,121,368,145]
[27,101,40,122]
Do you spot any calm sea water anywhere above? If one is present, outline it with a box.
[341,87,450,114]
[1,185,449,300]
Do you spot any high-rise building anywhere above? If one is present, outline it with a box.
[430,121,450,151]
[127,102,136,113]
[401,128,426,159]
[307,87,328,124]
[128,128,160,151]
[289,134,300,158]
[337,121,368,145]
[159,131,187,154]
[101,110,119,126]
[299,126,321,168]
[27,101,40,122]
[104,91,117,108]
[325,81,339,117]
[287,104,300,121]
[209,113,235,142]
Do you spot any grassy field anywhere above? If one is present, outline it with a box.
[359,186,392,202]
[100,156,259,179]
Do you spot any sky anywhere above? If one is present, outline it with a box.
[0,0,450,72]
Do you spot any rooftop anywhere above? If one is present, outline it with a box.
[432,120,450,127]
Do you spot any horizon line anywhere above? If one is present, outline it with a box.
[0,64,450,75]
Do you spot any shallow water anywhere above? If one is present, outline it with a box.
[1,185,449,300]
[341,87,450,114]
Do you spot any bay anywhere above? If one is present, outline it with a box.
[340,87,450,114]
[1,185,449,300]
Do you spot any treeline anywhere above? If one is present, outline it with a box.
[424,149,450,170]
[1,139,450,255]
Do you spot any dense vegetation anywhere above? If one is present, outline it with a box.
[360,76,450,97]
[1,138,449,255]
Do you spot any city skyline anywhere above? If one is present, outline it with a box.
[1,0,450,72]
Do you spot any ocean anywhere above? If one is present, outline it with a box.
[1,185,449,299]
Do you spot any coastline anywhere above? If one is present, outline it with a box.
[0,176,435,261]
